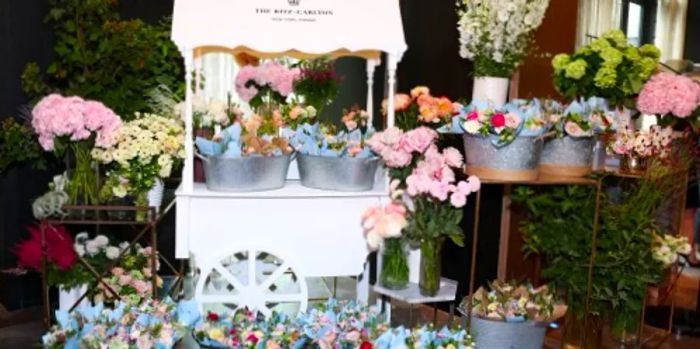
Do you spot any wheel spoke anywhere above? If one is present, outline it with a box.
[265,293,305,303]
[259,262,290,291]
[199,294,241,304]
[248,249,257,287]
[213,264,246,292]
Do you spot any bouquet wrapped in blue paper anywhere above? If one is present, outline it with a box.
[456,99,547,147]
[42,298,199,349]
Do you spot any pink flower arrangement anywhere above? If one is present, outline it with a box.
[235,62,301,104]
[609,125,675,159]
[366,126,439,168]
[361,202,408,250]
[31,94,122,151]
[637,72,700,119]
[405,146,480,208]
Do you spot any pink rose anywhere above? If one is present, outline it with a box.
[504,113,521,128]
[111,267,125,276]
[466,111,479,120]
[401,127,438,153]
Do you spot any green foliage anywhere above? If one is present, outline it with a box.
[404,196,464,247]
[552,30,660,108]
[0,118,46,173]
[22,0,184,119]
[512,165,677,330]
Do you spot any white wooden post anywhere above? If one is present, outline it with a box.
[194,48,203,96]
[366,59,378,126]
[183,49,195,193]
[386,55,397,129]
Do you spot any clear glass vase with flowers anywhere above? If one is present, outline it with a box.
[31,94,122,205]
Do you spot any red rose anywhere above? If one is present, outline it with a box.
[466,111,479,120]
[207,312,219,322]
[360,341,373,349]
[229,328,237,335]
[246,333,259,344]
[491,113,506,128]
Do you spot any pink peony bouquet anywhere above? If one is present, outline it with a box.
[32,94,122,152]
[366,126,439,183]
[235,61,300,110]
[637,72,700,131]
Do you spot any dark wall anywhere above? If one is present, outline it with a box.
[685,0,700,62]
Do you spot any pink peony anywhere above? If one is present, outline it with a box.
[401,127,438,153]
[443,147,464,168]
[637,72,700,118]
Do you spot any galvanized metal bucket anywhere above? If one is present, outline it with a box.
[462,135,542,182]
[470,316,547,349]
[197,153,292,192]
[297,154,380,192]
[539,136,594,177]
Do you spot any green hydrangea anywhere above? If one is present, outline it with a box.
[600,47,623,67]
[639,44,661,59]
[639,57,658,78]
[565,59,588,79]
[624,46,641,61]
[552,54,571,72]
[590,38,611,52]
[602,29,629,48]
[594,66,617,88]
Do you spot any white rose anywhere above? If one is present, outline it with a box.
[74,243,86,257]
[463,120,481,134]
[105,246,120,260]
[86,240,101,256]
[94,235,109,248]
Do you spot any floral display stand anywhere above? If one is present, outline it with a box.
[171,0,407,315]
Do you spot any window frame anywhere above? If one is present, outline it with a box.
[620,0,657,46]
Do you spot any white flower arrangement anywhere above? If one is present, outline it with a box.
[92,113,185,200]
[175,95,239,130]
[457,0,550,77]
[653,233,691,267]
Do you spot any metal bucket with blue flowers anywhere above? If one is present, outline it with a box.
[457,99,546,182]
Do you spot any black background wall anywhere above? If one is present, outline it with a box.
[0,0,499,311]
[685,0,700,62]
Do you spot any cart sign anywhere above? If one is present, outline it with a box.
[172,0,407,59]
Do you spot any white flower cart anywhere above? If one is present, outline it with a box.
[171,0,407,316]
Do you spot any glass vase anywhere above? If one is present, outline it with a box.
[67,143,98,205]
[380,238,409,290]
[619,155,647,174]
[562,312,604,349]
[611,313,640,348]
[419,237,443,297]
[135,192,148,222]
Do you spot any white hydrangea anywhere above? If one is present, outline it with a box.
[105,246,120,260]
[457,0,550,75]
[93,235,109,248]
[85,240,101,256]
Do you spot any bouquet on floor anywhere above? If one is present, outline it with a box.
[461,280,567,323]
[552,29,660,107]
[637,72,700,132]
[32,94,122,204]
[41,298,198,349]
[92,112,185,205]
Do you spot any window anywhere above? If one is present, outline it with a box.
[621,0,657,46]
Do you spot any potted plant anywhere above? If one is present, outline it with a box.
[539,99,613,177]
[552,30,660,109]
[458,99,547,181]
[291,108,380,192]
[93,112,185,218]
[457,0,550,106]
[31,94,122,204]
[459,281,567,349]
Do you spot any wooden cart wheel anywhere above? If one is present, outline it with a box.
[194,247,308,317]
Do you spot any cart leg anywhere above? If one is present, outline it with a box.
[356,261,370,304]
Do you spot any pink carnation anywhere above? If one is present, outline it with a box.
[400,127,438,154]
[637,72,700,118]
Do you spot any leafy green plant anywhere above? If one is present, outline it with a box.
[0,118,46,173]
[22,0,183,118]
[513,162,680,335]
